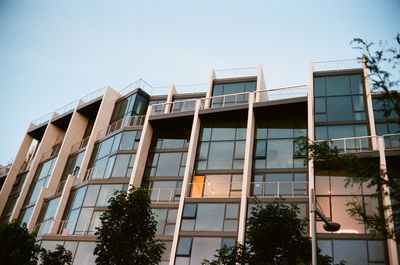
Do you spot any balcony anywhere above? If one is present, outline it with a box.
[200,92,251,110]
[57,219,100,236]
[315,135,377,154]
[187,181,242,198]
[250,181,308,197]
[149,188,180,203]
[150,99,197,116]
[97,115,145,140]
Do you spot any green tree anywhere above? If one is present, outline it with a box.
[94,187,165,265]
[40,245,72,265]
[351,33,400,123]
[0,220,39,265]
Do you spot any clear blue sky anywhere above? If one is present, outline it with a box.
[0,0,399,165]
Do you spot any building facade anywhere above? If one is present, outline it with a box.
[0,62,399,265]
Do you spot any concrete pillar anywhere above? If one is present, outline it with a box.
[77,87,120,182]
[238,92,255,243]
[377,137,398,265]
[129,105,153,188]
[164,84,176,114]
[0,133,34,215]
[255,64,266,102]
[169,99,202,265]
[204,68,215,109]
[11,120,65,221]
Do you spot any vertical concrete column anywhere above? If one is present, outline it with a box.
[28,109,88,230]
[129,105,153,188]
[204,68,215,109]
[308,61,318,265]
[377,136,398,265]
[169,99,202,265]
[238,92,255,244]
[0,133,33,214]
[362,57,378,150]
[77,87,120,182]
[50,174,76,234]
[164,84,176,114]
[11,121,65,220]
[255,64,266,103]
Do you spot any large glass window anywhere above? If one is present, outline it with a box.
[314,74,366,122]
[196,123,246,170]
[153,208,177,236]
[181,203,239,232]
[252,173,307,197]
[315,124,369,150]
[111,92,148,123]
[254,127,306,169]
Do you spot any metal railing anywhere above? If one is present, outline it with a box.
[383,133,400,149]
[214,66,258,79]
[53,100,77,117]
[313,58,362,72]
[257,85,307,102]
[174,83,208,94]
[149,188,180,203]
[200,91,251,109]
[251,181,308,197]
[315,135,376,154]
[30,112,53,129]
[97,115,145,140]
[84,166,107,181]
[150,99,197,115]
[70,136,90,154]
[34,219,53,237]
[119,79,153,96]
[57,219,101,236]
[187,182,242,198]
[79,86,106,103]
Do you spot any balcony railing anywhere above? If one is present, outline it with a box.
[34,219,53,237]
[79,86,106,104]
[70,136,89,154]
[119,79,153,96]
[174,83,208,94]
[200,92,251,110]
[315,135,376,154]
[214,66,258,79]
[149,188,180,203]
[84,166,107,181]
[251,181,308,197]
[150,99,197,115]
[57,219,100,236]
[383,133,400,149]
[257,85,307,102]
[97,115,145,140]
[187,182,242,198]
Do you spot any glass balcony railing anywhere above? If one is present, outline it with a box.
[187,182,242,198]
[214,66,258,79]
[97,115,145,140]
[57,219,101,236]
[149,188,180,203]
[250,181,308,197]
[312,59,362,72]
[200,92,252,110]
[315,135,377,154]
[383,133,400,149]
[256,85,307,102]
[150,99,197,115]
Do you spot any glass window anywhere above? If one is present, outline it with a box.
[177,237,192,256]
[266,139,293,168]
[73,242,96,265]
[190,237,222,265]
[314,77,326,97]
[326,96,353,121]
[96,185,122,206]
[207,142,234,169]
[333,240,368,265]
[97,137,113,159]
[183,204,197,218]
[156,153,182,176]
[110,154,131,177]
[83,185,100,207]
[211,128,236,141]
[350,75,363,94]
[195,204,225,231]
[326,76,351,96]
[315,98,326,113]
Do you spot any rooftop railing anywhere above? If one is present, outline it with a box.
[119,79,153,96]
[79,86,106,104]
[257,85,308,102]
[174,83,208,94]
[200,91,251,110]
[313,58,362,72]
[250,181,308,197]
[30,112,53,129]
[214,66,258,79]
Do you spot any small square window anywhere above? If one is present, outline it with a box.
[182,204,197,218]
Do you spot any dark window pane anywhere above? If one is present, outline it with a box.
[315,98,326,113]
[350,74,363,94]
[156,153,181,176]
[120,131,135,150]
[314,77,326,97]
[211,128,236,141]
[183,203,197,218]
[207,142,234,169]
[326,76,350,96]
[177,237,192,256]
[326,96,353,121]
[267,139,293,168]
[195,204,224,231]
[212,84,223,96]
[111,154,130,177]
[352,95,365,111]
[268,128,293,138]
[255,140,266,158]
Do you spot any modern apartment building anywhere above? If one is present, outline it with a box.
[0,61,399,265]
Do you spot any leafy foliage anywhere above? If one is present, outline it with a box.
[351,34,400,123]
[0,220,39,265]
[94,187,165,265]
[40,245,72,265]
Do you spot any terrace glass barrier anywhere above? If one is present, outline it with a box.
[119,79,153,96]
[316,135,376,154]
[149,188,180,203]
[174,83,208,94]
[257,85,307,102]
[150,99,197,115]
[97,115,145,140]
[313,59,362,72]
[383,133,400,149]
[57,219,101,236]
[214,66,258,79]
[251,181,308,197]
[187,182,242,198]
[200,92,251,109]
